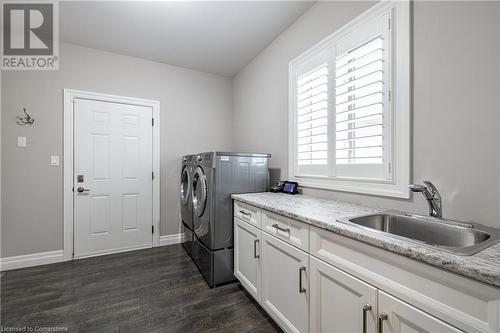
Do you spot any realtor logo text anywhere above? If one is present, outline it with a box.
[1,1,59,70]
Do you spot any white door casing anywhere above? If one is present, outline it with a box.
[64,89,160,260]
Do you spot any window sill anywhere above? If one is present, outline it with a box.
[291,175,410,199]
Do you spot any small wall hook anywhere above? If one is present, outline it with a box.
[17,108,35,125]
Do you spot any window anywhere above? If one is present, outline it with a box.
[289,1,410,198]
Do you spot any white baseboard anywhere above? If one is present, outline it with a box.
[1,235,184,271]
[0,250,64,271]
[159,233,184,246]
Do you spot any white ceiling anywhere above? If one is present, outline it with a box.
[59,1,315,77]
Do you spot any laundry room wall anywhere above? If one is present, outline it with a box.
[1,43,233,257]
[232,1,500,228]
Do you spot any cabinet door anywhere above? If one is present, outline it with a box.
[261,232,309,333]
[309,256,377,333]
[234,218,261,302]
[378,291,462,333]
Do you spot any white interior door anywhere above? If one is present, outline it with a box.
[74,98,153,258]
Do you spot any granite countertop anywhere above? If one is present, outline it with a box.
[232,192,500,288]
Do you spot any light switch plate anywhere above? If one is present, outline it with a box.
[51,155,59,166]
[17,136,27,147]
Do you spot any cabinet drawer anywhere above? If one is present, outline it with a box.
[262,211,309,252]
[234,201,261,228]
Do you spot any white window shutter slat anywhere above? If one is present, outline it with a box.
[296,64,329,166]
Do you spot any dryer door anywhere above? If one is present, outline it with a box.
[180,165,191,205]
[192,166,207,217]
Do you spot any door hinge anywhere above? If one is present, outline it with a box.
[152,118,154,126]
[72,187,74,192]
[152,225,154,234]
[388,17,391,30]
[152,171,154,180]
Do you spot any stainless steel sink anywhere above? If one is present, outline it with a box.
[345,212,500,255]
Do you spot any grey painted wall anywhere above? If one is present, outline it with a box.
[233,1,500,228]
[1,43,233,257]
[2,1,499,258]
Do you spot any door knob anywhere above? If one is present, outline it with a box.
[76,186,90,193]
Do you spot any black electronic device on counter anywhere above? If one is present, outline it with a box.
[282,181,299,194]
[270,181,299,194]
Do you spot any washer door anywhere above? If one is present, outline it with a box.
[192,166,207,217]
[180,166,191,205]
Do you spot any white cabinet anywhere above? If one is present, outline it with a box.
[234,217,261,302]
[308,256,461,333]
[378,291,462,333]
[310,225,498,333]
[261,232,309,333]
[233,200,498,333]
[309,256,377,333]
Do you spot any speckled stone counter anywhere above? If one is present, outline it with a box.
[232,192,500,288]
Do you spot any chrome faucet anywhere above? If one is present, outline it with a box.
[409,181,442,219]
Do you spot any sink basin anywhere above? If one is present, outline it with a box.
[346,212,500,255]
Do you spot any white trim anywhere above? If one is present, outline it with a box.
[63,89,161,261]
[159,233,185,246]
[288,1,411,199]
[74,244,152,260]
[0,250,64,271]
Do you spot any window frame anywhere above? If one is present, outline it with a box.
[288,1,411,198]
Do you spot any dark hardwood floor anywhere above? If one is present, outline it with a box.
[1,244,281,333]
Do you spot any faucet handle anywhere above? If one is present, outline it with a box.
[423,180,441,199]
[410,180,443,219]
[409,183,433,200]
[409,184,427,192]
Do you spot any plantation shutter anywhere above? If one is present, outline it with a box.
[293,12,391,180]
[297,64,328,165]
[335,36,384,165]
[333,12,391,179]
[295,50,332,176]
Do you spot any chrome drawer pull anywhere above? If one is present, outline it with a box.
[378,313,388,333]
[253,239,260,258]
[299,266,306,293]
[362,304,372,333]
[239,210,251,216]
[272,223,290,233]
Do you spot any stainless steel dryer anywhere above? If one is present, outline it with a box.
[191,152,270,287]
[180,154,195,256]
